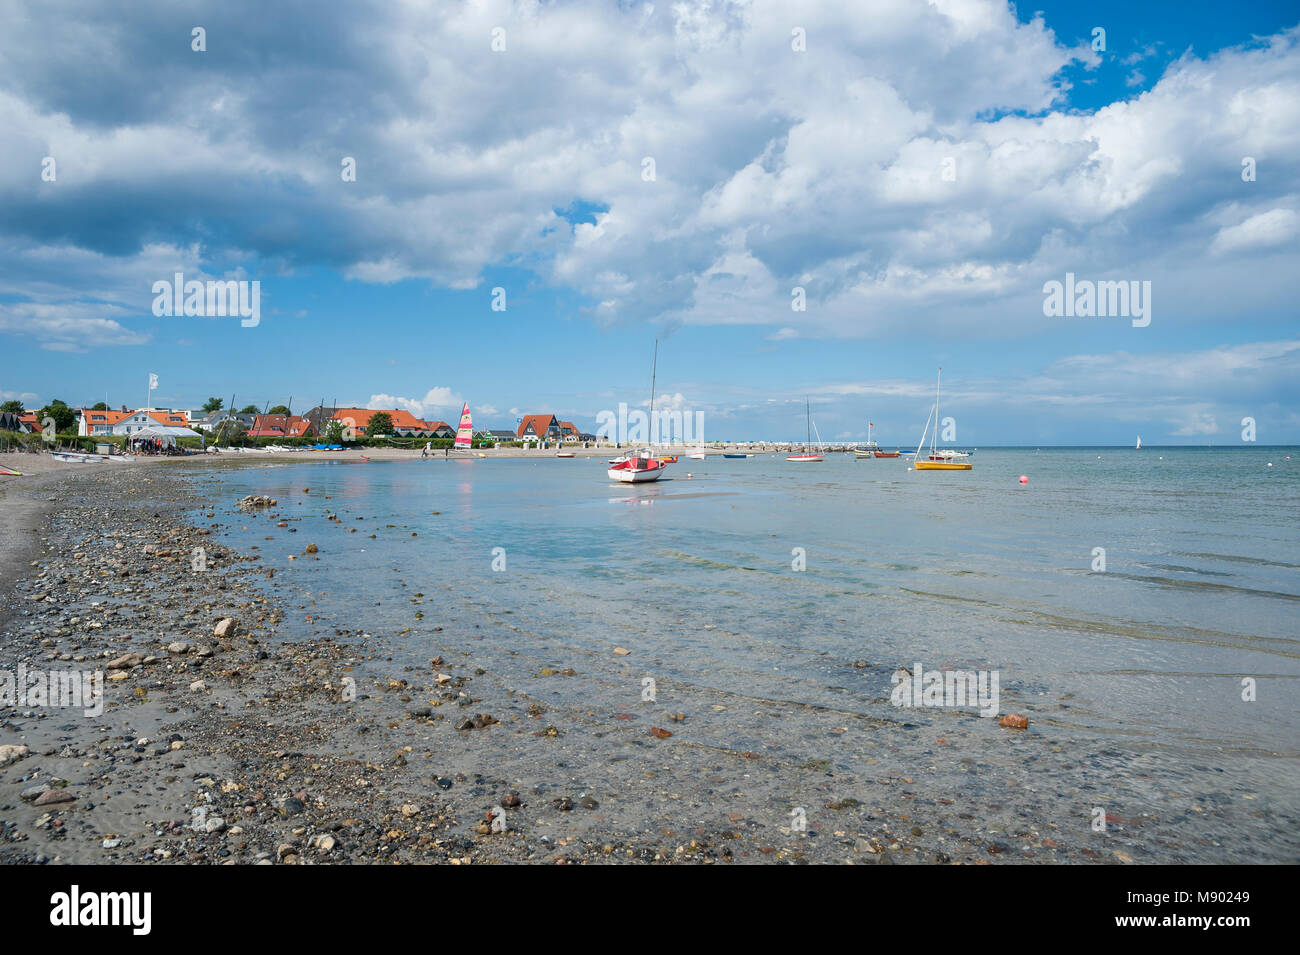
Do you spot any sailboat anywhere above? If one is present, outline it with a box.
[453,402,474,451]
[787,398,825,461]
[913,368,972,471]
[1136,435,1142,450]
[607,340,671,482]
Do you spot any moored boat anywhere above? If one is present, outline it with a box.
[607,452,670,482]
[854,423,881,456]
[912,368,972,471]
[787,397,825,461]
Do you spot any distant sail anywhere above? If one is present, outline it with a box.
[454,402,473,449]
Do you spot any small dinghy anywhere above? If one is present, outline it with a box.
[607,452,670,483]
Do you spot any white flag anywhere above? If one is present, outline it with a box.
[149,373,158,389]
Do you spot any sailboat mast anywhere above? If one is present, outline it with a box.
[806,397,811,447]
[914,404,933,458]
[648,338,658,447]
[934,368,941,454]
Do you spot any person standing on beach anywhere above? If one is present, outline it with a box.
[422,441,430,459]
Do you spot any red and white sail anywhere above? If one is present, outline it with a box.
[454,402,473,449]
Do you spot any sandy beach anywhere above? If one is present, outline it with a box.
[1,451,1291,865]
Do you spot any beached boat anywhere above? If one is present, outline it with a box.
[50,450,95,463]
[608,452,670,483]
[556,451,575,458]
[787,398,825,462]
[0,463,22,476]
[912,369,972,471]
[454,403,473,451]
[688,452,706,460]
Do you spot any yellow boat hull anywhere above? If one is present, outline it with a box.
[914,460,972,470]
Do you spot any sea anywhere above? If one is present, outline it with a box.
[192,446,1300,859]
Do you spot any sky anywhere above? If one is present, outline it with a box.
[1,0,1298,445]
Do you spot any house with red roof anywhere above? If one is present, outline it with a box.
[516,414,561,444]
[79,407,190,436]
[328,408,445,438]
[247,414,316,439]
[78,407,132,435]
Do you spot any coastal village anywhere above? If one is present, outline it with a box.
[0,402,599,449]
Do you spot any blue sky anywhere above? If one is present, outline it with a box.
[1,0,1298,444]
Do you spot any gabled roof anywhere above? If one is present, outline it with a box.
[148,410,189,427]
[18,412,42,433]
[332,408,438,433]
[557,420,578,434]
[517,414,558,438]
[80,408,187,428]
[248,414,314,437]
[82,408,132,428]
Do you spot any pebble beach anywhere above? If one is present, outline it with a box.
[1,451,1293,865]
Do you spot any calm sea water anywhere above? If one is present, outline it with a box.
[196,447,1299,794]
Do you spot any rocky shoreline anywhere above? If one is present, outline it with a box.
[3,462,1285,865]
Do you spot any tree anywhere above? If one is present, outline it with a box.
[202,397,224,413]
[91,401,108,411]
[38,399,77,433]
[215,420,247,447]
[268,404,291,415]
[366,412,394,436]
[324,419,346,443]
[0,400,24,414]
[238,405,260,415]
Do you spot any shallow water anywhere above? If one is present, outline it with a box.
[195,446,1300,848]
